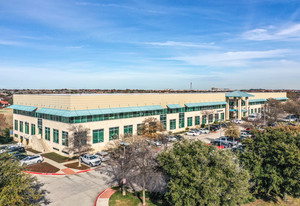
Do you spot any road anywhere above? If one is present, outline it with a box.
[36,168,113,206]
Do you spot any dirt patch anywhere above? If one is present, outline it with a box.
[27,148,41,154]
[25,162,60,173]
[64,162,90,170]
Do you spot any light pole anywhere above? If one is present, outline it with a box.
[119,141,129,196]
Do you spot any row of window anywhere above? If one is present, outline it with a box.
[44,127,68,146]
[250,108,261,114]
[13,104,227,124]
[15,120,36,135]
[169,113,225,130]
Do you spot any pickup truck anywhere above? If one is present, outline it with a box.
[80,154,102,167]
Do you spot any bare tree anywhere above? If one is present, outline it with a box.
[265,98,283,124]
[202,110,215,130]
[128,139,165,206]
[138,117,165,140]
[283,100,300,123]
[104,138,166,205]
[224,123,240,141]
[68,125,92,166]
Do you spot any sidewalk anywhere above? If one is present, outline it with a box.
[95,188,116,206]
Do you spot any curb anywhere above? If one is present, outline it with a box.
[94,187,110,206]
[23,165,105,176]
[94,185,118,206]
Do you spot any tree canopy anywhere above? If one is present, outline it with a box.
[158,140,251,206]
[239,126,300,199]
[138,117,165,140]
[224,122,240,139]
[0,153,44,206]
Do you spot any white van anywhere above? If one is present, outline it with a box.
[248,113,261,121]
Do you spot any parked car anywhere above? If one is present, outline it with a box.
[11,153,28,162]
[166,135,177,142]
[233,119,243,124]
[209,141,225,150]
[0,146,8,153]
[94,151,110,162]
[282,115,297,122]
[80,154,102,167]
[240,132,252,138]
[175,135,183,141]
[20,155,44,166]
[215,137,238,147]
[7,147,26,155]
[146,139,162,147]
[199,128,210,134]
[185,131,200,136]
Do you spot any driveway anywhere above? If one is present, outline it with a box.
[36,169,113,206]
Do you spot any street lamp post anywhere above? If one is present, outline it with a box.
[119,141,129,196]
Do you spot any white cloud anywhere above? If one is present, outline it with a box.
[168,49,289,67]
[0,40,22,46]
[242,23,300,41]
[145,41,217,48]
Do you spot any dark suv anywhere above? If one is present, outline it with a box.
[8,147,26,154]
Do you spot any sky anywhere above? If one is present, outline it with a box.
[1,0,300,90]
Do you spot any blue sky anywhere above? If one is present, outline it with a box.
[1,0,300,89]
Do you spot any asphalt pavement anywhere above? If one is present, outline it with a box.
[36,169,113,206]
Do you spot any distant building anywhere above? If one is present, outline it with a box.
[8,91,287,156]
[0,100,9,107]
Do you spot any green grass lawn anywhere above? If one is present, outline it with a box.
[42,152,71,163]
[109,189,163,206]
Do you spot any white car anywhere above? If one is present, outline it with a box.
[185,131,200,136]
[240,132,252,137]
[199,129,210,134]
[94,151,110,162]
[20,155,44,166]
[233,119,243,124]
[282,115,297,122]
[167,136,177,142]
[80,154,102,167]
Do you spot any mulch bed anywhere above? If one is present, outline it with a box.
[26,148,41,154]
[26,162,60,173]
[64,162,90,170]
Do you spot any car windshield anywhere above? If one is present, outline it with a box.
[90,155,98,160]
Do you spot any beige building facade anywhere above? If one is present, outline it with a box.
[9,91,287,156]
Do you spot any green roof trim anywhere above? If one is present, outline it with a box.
[229,109,238,112]
[185,101,227,108]
[7,105,37,112]
[275,97,288,100]
[167,104,183,109]
[36,105,164,117]
[241,109,248,112]
[248,99,267,103]
[226,91,254,98]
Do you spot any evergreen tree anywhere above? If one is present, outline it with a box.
[239,126,300,199]
[159,140,251,206]
[0,153,44,206]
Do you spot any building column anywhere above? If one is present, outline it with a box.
[245,97,249,117]
[238,98,242,120]
[225,97,229,120]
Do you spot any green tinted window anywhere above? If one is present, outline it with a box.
[53,129,59,143]
[109,127,119,140]
[93,129,104,143]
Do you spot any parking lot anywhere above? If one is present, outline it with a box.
[36,168,113,206]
